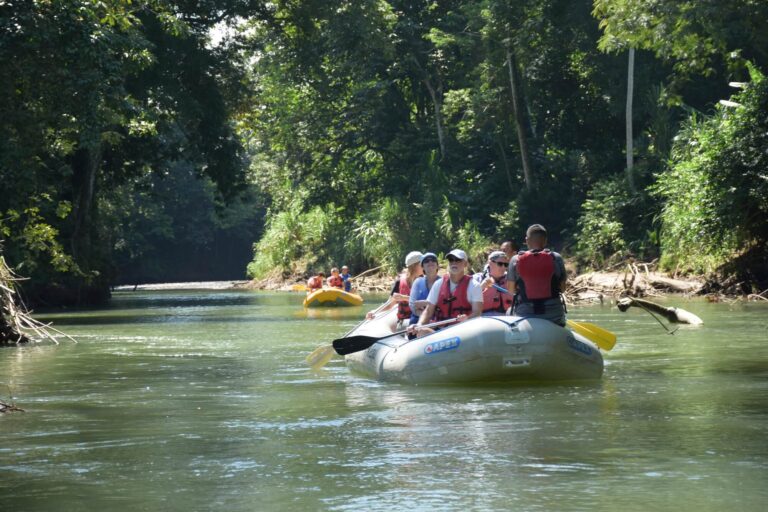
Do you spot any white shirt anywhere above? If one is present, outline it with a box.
[426,275,483,306]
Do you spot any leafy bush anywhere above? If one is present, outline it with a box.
[574,178,629,267]
[247,197,337,279]
[351,198,408,274]
[653,64,768,273]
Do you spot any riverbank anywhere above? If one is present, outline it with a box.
[244,264,704,299]
[244,261,767,303]
[114,262,767,304]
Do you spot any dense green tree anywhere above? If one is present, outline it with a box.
[1,0,257,302]
[2,0,765,297]
[593,0,768,89]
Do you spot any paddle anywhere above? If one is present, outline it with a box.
[490,284,617,351]
[565,320,617,351]
[332,318,460,356]
[305,300,391,369]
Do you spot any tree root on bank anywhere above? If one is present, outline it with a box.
[1,255,75,345]
[617,297,703,325]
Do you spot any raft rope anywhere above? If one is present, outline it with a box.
[631,299,679,335]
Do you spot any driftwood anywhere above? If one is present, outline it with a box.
[1,255,75,345]
[617,297,703,325]
[567,260,704,305]
[747,289,768,301]
[1,399,24,413]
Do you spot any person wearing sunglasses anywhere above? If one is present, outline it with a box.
[508,224,567,326]
[408,249,483,338]
[407,252,441,329]
[473,250,514,315]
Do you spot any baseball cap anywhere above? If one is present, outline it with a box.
[405,251,424,267]
[488,250,508,261]
[446,249,467,261]
[420,252,438,264]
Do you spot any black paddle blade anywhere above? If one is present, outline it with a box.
[332,335,380,355]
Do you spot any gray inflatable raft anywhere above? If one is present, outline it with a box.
[344,310,604,384]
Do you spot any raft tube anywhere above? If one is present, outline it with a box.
[343,309,604,384]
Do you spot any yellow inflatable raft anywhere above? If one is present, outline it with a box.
[303,288,364,308]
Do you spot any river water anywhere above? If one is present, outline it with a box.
[1,289,766,511]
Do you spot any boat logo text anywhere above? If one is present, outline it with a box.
[424,337,461,355]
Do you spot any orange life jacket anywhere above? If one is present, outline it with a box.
[482,275,513,314]
[396,274,412,321]
[328,275,344,289]
[434,275,472,321]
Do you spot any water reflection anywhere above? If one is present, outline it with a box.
[1,292,767,511]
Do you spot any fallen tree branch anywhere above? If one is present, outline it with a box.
[1,255,75,345]
[349,265,384,282]
[617,297,703,325]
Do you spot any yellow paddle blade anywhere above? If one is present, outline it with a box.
[567,320,617,351]
[291,284,308,292]
[305,344,336,369]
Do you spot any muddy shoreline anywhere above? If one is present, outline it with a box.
[116,265,768,304]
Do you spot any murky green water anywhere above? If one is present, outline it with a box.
[1,289,767,511]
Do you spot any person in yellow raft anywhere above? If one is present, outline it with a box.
[365,251,424,326]
[340,265,352,292]
[307,272,325,292]
[327,267,345,289]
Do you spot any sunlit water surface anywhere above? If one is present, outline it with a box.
[1,289,767,511]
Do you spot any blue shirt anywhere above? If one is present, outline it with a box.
[340,272,352,292]
[408,276,432,324]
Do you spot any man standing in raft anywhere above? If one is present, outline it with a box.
[508,224,567,326]
[408,249,483,338]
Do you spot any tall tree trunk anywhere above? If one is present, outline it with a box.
[497,138,515,193]
[411,56,447,159]
[422,76,447,160]
[625,48,636,193]
[506,47,533,190]
[71,143,102,266]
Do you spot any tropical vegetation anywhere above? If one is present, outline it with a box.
[1,0,766,305]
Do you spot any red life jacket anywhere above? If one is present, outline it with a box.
[308,276,323,290]
[396,274,412,321]
[435,275,472,321]
[515,250,559,301]
[328,275,344,289]
[482,276,514,314]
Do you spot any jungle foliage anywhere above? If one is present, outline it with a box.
[654,65,768,275]
[1,0,766,303]
[241,0,765,278]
